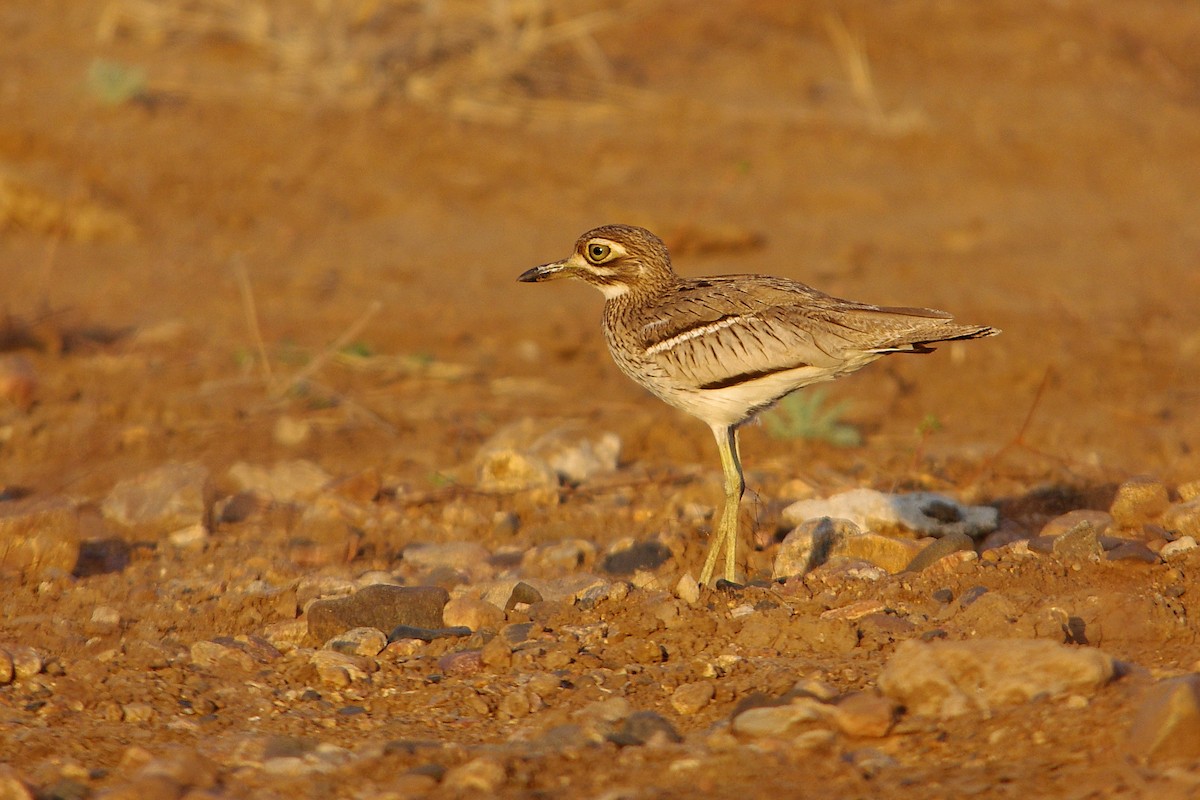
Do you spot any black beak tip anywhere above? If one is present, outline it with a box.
[517,267,544,283]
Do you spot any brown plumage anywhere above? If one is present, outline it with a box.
[519,224,999,585]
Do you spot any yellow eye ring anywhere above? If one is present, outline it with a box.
[585,243,611,264]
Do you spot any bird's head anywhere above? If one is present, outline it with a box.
[518,225,674,300]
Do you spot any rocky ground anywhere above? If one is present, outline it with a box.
[2,1,1200,798]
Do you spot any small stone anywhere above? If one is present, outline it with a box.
[306,584,448,642]
[521,539,596,574]
[531,424,620,484]
[272,415,311,447]
[878,639,1114,718]
[1178,480,1200,503]
[607,710,682,746]
[829,692,898,738]
[1051,521,1104,562]
[132,746,218,794]
[0,649,13,684]
[288,500,360,567]
[101,461,212,535]
[1040,509,1113,539]
[915,549,979,579]
[773,517,864,578]
[505,581,544,610]
[979,523,1027,552]
[782,489,998,539]
[803,559,889,585]
[383,639,425,658]
[188,640,256,672]
[442,757,507,793]
[124,640,173,670]
[7,646,42,680]
[442,597,505,632]
[476,450,559,493]
[259,620,309,651]
[260,756,311,777]
[91,606,122,627]
[122,702,155,723]
[1128,675,1200,762]
[310,650,375,686]
[403,541,493,581]
[477,418,620,486]
[905,532,975,572]
[575,697,633,735]
[835,532,924,573]
[602,539,672,575]
[324,627,388,657]
[674,573,700,604]
[0,497,81,577]
[214,492,261,524]
[820,599,886,621]
[732,699,829,737]
[387,625,471,643]
[1162,500,1200,539]
[1026,535,1054,554]
[670,681,715,716]
[1160,536,1198,559]
[1110,476,1170,528]
[438,650,483,677]
[227,459,332,502]
[1105,541,1160,564]
[167,522,208,549]
[793,678,840,702]
[858,613,917,641]
[480,635,513,669]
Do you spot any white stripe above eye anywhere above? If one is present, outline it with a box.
[645,315,750,356]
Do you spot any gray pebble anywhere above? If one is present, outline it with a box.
[387,624,472,644]
[601,539,672,575]
[607,710,682,746]
[505,581,544,610]
[1105,541,1160,564]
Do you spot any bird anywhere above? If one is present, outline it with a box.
[518,224,999,586]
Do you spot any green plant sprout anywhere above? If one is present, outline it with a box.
[763,387,862,447]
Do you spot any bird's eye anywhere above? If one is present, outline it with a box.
[586,243,611,263]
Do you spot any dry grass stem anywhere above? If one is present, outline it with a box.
[274,300,383,399]
[232,255,276,390]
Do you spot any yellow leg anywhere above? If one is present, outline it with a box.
[698,424,745,585]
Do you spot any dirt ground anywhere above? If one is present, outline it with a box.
[2,0,1200,797]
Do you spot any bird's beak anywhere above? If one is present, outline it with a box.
[517,258,570,283]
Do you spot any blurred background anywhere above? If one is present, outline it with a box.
[1,0,1198,496]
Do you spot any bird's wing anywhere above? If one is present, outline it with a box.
[630,275,984,391]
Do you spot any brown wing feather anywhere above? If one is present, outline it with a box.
[623,275,995,391]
